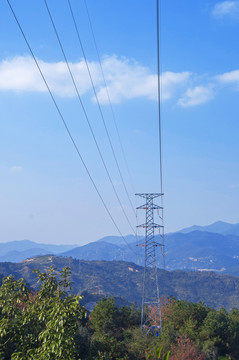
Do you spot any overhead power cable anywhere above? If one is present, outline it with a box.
[156,0,165,270]
[43,0,136,235]
[157,0,163,195]
[6,0,137,255]
[83,0,136,207]
[66,0,136,217]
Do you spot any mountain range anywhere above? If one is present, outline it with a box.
[0,255,239,311]
[0,240,77,262]
[1,221,239,276]
[179,220,239,236]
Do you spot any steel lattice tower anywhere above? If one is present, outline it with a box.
[136,193,164,333]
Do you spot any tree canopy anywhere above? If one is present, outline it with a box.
[0,268,238,359]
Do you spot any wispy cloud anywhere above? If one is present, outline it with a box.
[212,1,239,18]
[10,166,23,173]
[161,71,191,100]
[229,183,239,189]
[178,85,214,107]
[0,56,93,97]
[216,70,239,87]
[97,56,191,104]
[0,55,191,104]
[0,55,239,108]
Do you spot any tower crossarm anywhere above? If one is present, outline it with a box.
[137,223,163,228]
[135,192,164,199]
[137,204,163,210]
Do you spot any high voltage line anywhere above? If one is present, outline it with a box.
[67,0,136,217]
[82,0,137,209]
[157,0,163,196]
[6,0,137,255]
[43,0,136,235]
[134,0,165,334]
[156,0,165,270]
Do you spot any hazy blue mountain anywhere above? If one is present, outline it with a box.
[2,221,239,275]
[179,221,239,236]
[165,230,239,272]
[2,229,239,276]
[0,240,77,262]
[0,248,50,263]
[96,235,140,247]
[61,230,239,276]
[61,241,127,261]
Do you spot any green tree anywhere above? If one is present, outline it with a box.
[90,297,120,336]
[119,304,141,329]
[199,308,230,358]
[227,307,239,359]
[0,275,30,359]
[0,267,86,360]
[89,298,142,360]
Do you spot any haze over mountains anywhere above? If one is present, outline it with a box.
[1,221,239,276]
[1,221,239,311]
[179,221,239,237]
[0,240,76,262]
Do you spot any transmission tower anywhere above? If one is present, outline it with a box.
[136,193,164,334]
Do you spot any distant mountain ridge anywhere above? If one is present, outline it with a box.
[179,221,239,236]
[1,221,239,276]
[61,229,239,276]
[96,235,139,247]
[0,248,50,263]
[0,240,77,262]
[61,241,124,261]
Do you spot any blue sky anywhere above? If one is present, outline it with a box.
[0,0,239,244]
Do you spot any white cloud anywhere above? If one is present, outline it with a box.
[178,85,214,107]
[161,71,191,100]
[212,1,239,17]
[0,56,93,97]
[216,69,239,85]
[1,55,239,109]
[97,56,191,103]
[0,55,191,104]
[10,166,23,173]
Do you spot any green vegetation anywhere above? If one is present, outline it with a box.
[1,256,239,311]
[0,267,238,359]
[0,267,85,359]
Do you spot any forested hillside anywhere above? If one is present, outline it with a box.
[1,256,239,310]
[0,266,239,360]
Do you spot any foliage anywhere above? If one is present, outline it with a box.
[1,267,239,359]
[170,336,206,360]
[146,345,170,360]
[2,256,239,311]
[0,267,86,359]
[90,297,120,336]
[89,297,141,359]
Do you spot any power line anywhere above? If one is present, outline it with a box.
[157,0,163,195]
[83,0,136,206]
[156,0,165,270]
[43,0,136,236]
[66,0,136,217]
[6,0,137,255]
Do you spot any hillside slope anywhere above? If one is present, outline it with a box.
[60,231,239,275]
[1,256,239,310]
